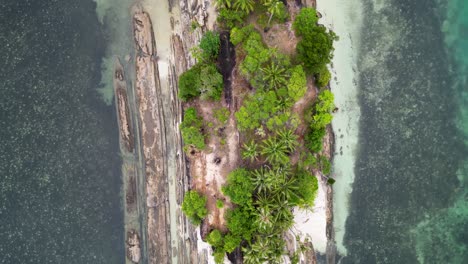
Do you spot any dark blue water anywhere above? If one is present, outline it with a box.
[342,0,468,263]
[0,0,124,263]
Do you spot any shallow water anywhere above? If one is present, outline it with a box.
[0,0,124,263]
[340,0,468,263]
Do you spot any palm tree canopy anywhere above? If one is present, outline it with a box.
[234,0,255,13]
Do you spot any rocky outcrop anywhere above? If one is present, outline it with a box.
[126,230,141,263]
[113,59,134,153]
[133,10,171,264]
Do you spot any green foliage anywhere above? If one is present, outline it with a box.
[223,233,242,253]
[181,107,206,150]
[277,129,298,153]
[264,0,288,26]
[215,0,233,9]
[294,8,337,74]
[319,155,331,175]
[222,168,254,206]
[261,136,289,164]
[230,25,254,45]
[218,7,248,29]
[293,7,319,36]
[316,66,331,88]
[199,63,223,101]
[291,169,318,208]
[234,0,255,13]
[305,127,325,153]
[178,63,223,101]
[213,248,226,264]
[182,190,208,225]
[287,65,307,102]
[216,199,224,208]
[261,62,288,90]
[308,90,334,129]
[207,229,224,247]
[296,26,337,74]
[199,31,221,61]
[214,107,230,125]
[242,141,259,162]
[179,65,201,101]
[226,207,254,240]
[316,90,335,113]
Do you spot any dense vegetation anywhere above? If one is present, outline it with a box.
[179,31,223,101]
[182,190,208,225]
[181,107,206,151]
[179,3,338,263]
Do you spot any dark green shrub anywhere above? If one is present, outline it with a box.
[223,233,242,253]
[218,7,248,29]
[296,27,337,74]
[181,107,206,150]
[207,229,224,247]
[293,7,319,36]
[291,169,318,208]
[222,168,254,206]
[199,31,221,60]
[179,66,201,101]
[226,207,254,241]
[200,64,223,101]
[316,66,331,88]
[182,190,208,225]
[305,127,326,153]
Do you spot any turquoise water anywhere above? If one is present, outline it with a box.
[0,0,124,263]
[412,1,468,263]
[342,0,468,263]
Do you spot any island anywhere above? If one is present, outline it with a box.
[113,0,338,263]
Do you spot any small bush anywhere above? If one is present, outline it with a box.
[214,108,230,125]
[199,31,221,61]
[223,233,242,253]
[293,8,319,36]
[218,7,247,29]
[181,107,206,150]
[216,199,224,208]
[207,229,224,247]
[200,64,223,101]
[305,127,326,153]
[316,66,331,88]
[291,169,319,208]
[222,169,254,206]
[182,190,208,225]
[179,66,201,101]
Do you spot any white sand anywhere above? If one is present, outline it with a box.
[293,177,328,253]
[316,0,363,255]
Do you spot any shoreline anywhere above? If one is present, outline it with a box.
[317,0,363,256]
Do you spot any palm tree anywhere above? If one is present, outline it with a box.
[214,0,233,8]
[277,129,298,152]
[234,0,255,13]
[261,62,288,90]
[254,206,274,231]
[242,141,259,162]
[271,196,294,228]
[261,137,289,164]
[251,167,275,193]
[273,170,299,201]
[264,0,283,26]
[243,247,262,264]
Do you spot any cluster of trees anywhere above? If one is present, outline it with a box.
[293,8,338,88]
[304,90,334,153]
[216,0,288,29]
[181,190,208,225]
[181,107,206,150]
[210,150,318,262]
[179,31,224,101]
[179,4,338,264]
[231,26,305,132]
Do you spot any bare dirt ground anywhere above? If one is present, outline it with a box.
[187,98,240,233]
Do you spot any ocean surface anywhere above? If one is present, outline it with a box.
[340,0,468,263]
[0,0,124,263]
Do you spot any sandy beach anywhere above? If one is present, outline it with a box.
[316,0,363,255]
